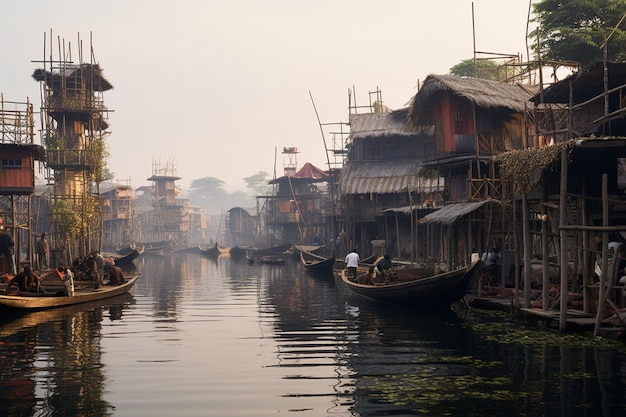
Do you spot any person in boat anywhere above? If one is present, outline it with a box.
[482,247,501,285]
[108,265,125,285]
[7,265,45,294]
[56,266,75,296]
[367,254,393,284]
[81,253,101,289]
[345,249,360,281]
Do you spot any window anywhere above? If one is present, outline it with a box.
[2,159,22,169]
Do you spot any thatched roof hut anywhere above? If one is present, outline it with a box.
[32,63,113,92]
[407,74,537,127]
[350,108,433,139]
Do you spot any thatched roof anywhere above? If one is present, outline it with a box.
[32,63,113,92]
[531,61,626,104]
[408,74,538,126]
[350,108,433,139]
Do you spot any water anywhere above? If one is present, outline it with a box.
[1,253,626,416]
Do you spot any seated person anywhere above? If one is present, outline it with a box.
[371,254,393,283]
[6,266,45,293]
[108,265,125,285]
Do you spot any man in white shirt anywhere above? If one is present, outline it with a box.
[345,249,360,281]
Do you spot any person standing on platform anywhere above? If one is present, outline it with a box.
[36,233,49,269]
[0,226,16,274]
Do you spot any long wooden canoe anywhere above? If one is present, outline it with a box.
[338,260,483,307]
[0,274,140,310]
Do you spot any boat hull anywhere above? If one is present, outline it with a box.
[0,275,140,310]
[339,260,483,307]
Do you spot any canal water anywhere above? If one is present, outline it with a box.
[1,253,626,417]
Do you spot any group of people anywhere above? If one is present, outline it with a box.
[345,249,393,284]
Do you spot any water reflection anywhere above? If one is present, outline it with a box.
[0,294,133,417]
[0,254,625,416]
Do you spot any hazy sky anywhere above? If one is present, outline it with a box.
[1,0,534,192]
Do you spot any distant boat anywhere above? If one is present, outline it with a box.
[111,245,144,266]
[300,251,335,274]
[338,260,483,307]
[199,243,222,258]
[228,245,251,259]
[246,243,293,262]
[136,240,172,255]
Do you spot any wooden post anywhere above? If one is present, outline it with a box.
[594,174,609,337]
[559,147,569,331]
[523,193,531,308]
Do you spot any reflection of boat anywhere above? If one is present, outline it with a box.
[0,274,140,310]
[300,251,335,273]
[255,256,285,265]
[338,260,483,307]
[0,292,133,337]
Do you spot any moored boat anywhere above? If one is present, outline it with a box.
[0,274,141,310]
[108,245,144,266]
[300,251,335,273]
[338,259,483,307]
[199,243,222,258]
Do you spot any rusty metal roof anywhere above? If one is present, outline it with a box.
[418,200,492,225]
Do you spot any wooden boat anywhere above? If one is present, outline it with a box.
[116,243,139,256]
[199,243,221,258]
[0,292,133,337]
[110,245,144,266]
[137,240,172,255]
[300,251,335,273]
[246,243,293,262]
[338,259,483,307]
[228,245,250,259]
[0,274,140,310]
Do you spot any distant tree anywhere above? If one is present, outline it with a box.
[188,177,228,208]
[531,0,626,67]
[449,58,502,80]
[243,171,271,196]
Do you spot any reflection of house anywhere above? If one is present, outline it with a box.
[337,109,438,259]
[405,75,538,268]
[225,207,256,246]
[258,162,330,245]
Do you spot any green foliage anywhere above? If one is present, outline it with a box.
[531,0,626,67]
[449,58,502,80]
[242,171,271,195]
[51,197,100,239]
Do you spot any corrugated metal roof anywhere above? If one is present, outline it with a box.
[338,160,441,194]
[418,200,491,225]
